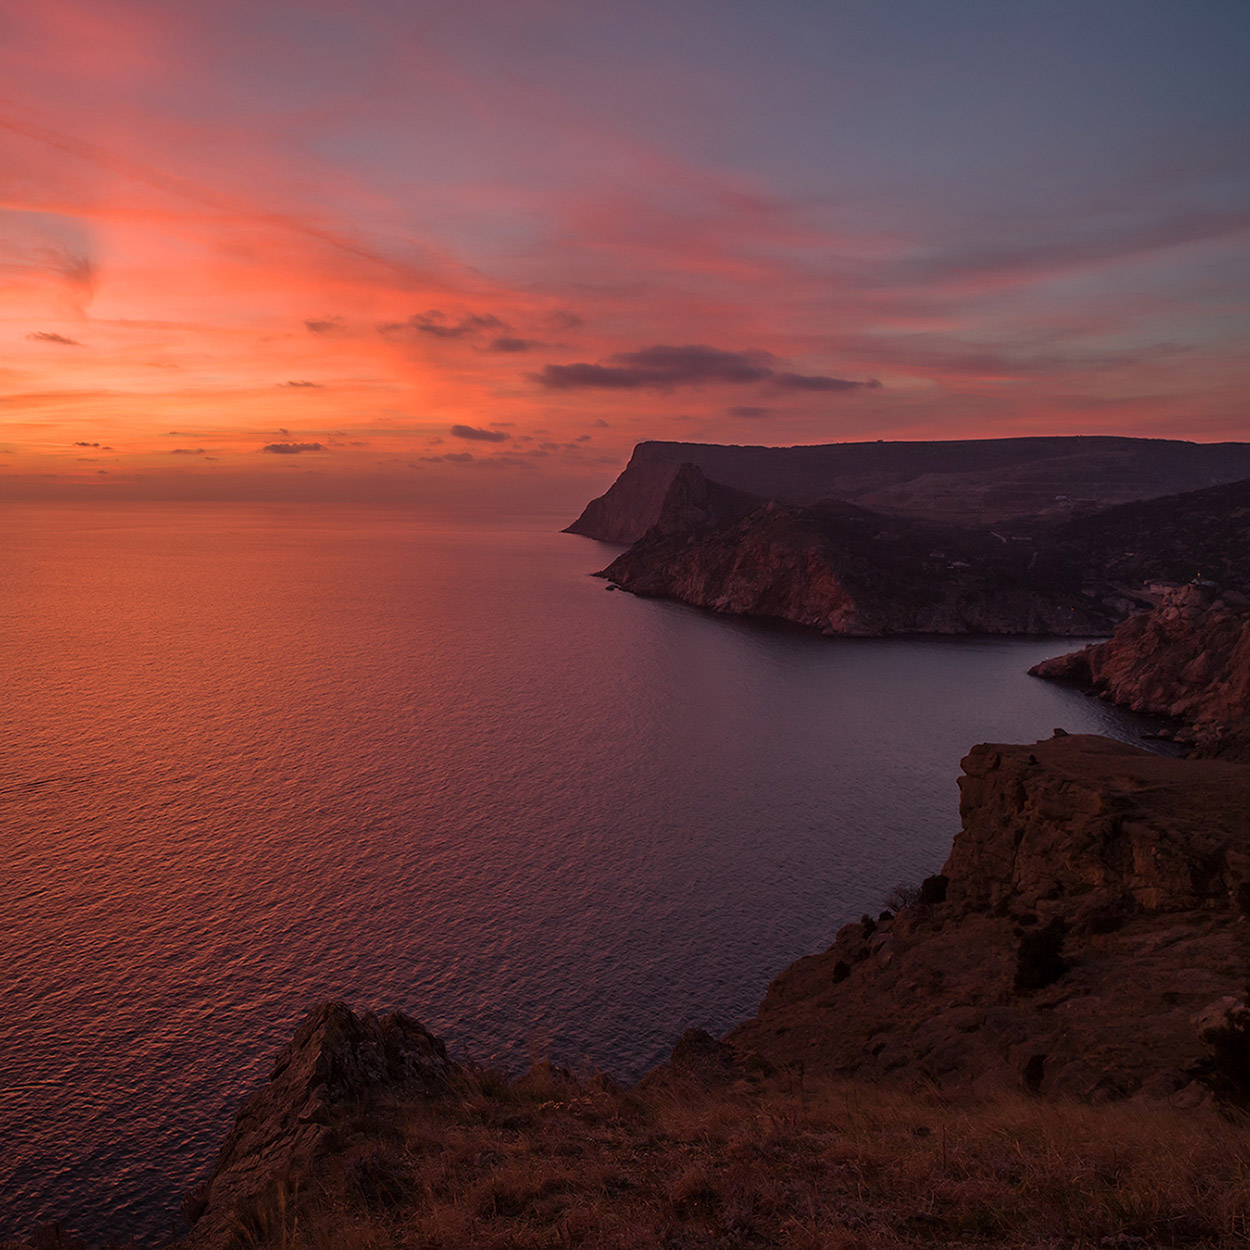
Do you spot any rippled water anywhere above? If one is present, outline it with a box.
[0,503,1165,1242]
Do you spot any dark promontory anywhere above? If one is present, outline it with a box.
[566,436,1250,542]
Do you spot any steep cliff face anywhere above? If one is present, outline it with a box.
[1031,586,1250,759]
[563,444,688,543]
[566,437,1250,541]
[600,465,1110,637]
[730,734,1250,1100]
[947,735,1250,914]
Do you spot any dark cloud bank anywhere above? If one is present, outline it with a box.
[28,331,82,346]
[531,345,879,393]
[450,424,510,443]
[380,311,504,339]
[261,442,325,455]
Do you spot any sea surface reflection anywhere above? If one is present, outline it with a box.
[0,504,1166,1241]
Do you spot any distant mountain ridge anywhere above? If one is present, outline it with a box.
[566,436,1250,542]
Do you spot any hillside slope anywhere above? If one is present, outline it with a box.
[1052,477,1250,592]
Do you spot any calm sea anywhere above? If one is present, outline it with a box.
[0,504,1167,1242]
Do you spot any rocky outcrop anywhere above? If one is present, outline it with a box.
[730,733,1250,1101]
[181,1003,455,1249]
[600,465,1110,637]
[1031,586,1250,759]
[567,437,1250,541]
[947,735,1250,915]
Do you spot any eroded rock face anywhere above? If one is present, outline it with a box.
[182,1003,454,1249]
[1031,586,1250,759]
[730,733,1250,1102]
[601,465,1109,637]
[948,735,1250,915]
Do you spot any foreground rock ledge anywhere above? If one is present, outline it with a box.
[730,733,1250,1099]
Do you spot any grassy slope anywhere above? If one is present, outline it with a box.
[223,1066,1250,1250]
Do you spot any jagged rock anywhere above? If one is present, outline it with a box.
[668,1028,739,1084]
[1032,586,1250,759]
[181,1002,453,1249]
[638,1027,742,1092]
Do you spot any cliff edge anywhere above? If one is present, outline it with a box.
[730,733,1250,1101]
[567,437,1250,541]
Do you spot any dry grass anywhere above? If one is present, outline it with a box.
[228,1068,1250,1250]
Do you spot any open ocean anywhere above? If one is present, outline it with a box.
[0,503,1169,1242]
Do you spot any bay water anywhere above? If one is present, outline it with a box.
[0,504,1165,1241]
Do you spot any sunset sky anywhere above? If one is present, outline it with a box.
[2,0,1248,511]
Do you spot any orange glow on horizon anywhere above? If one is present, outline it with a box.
[2,2,1247,507]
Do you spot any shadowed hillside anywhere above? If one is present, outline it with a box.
[1052,477,1250,592]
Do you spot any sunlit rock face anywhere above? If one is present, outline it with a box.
[947,735,1250,915]
[1032,585,1250,760]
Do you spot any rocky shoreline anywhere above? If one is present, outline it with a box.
[1030,584,1250,761]
[165,716,1250,1248]
[11,589,1250,1249]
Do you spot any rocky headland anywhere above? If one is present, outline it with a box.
[1031,585,1250,761]
[598,464,1108,637]
[577,439,1250,638]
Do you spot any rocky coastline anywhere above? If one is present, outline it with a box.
[577,441,1250,640]
[597,464,1111,638]
[1030,584,1250,761]
[11,584,1250,1249]
[158,716,1250,1248]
